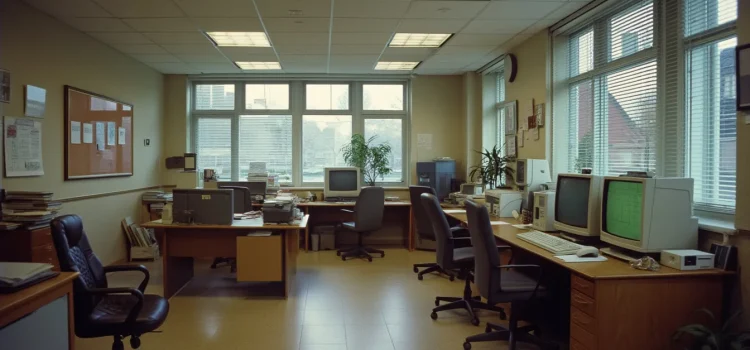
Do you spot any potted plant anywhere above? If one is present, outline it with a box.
[340,134,393,186]
[673,309,750,350]
[468,145,516,189]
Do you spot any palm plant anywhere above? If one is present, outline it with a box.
[468,145,516,189]
[341,134,393,186]
[673,309,750,350]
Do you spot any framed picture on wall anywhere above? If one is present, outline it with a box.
[737,43,750,110]
[504,100,517,135]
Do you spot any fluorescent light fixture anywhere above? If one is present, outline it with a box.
[389,33,452,47]
[375,61,420,70]
[235,61,282,70]
[206,32,271,47]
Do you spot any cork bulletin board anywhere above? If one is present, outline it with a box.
[64,86,133,180]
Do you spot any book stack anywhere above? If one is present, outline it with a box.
[2,191,60,229]
[121,217,159,261]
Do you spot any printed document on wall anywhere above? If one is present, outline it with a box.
[82,123,93,143]
[4,116,44,177]
[95,121,105,151]
[107,121,116,146]
[70,121,81,144]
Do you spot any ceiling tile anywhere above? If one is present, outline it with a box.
[429,51,488,63]
[334,1,410,18]
[113,44,169,54]
[61,18,132,32]
[143,32,209,44]
[123,18,197,32]
[162,43,218,54]
[418,60,470,70]
[273,45,330,55]
[130,53,181,63]
[189,63,241,74]
[380,48,435,61]
[263,18,330,33]
[93,0,184,18]
[444,33,512,46]
[479,1,564,20]
[329,55,378,65]
[521,18,559,35]
[330,45,384,55]
[415,69,462,75]
[548,1,590,21]
[191,18,264,32]
[24,0,111,17]
[268,33,329,46]
[254,0,331,18]
[175,53,230,63]
[404,1,489,19]
[278,55,328,64]
[218,47,277,61]
[331,32,392,45]
[147,62,199,74]
[436,45,496,56]
[462,19,534,34]
[397,19,469,33]
[88,32,153,45]
[333,18,399,33]
[282,62,327,73]
[174,0,258,17]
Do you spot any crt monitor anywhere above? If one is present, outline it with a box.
[324,167,361,198]
[553,174,603,237]
[600,176,698,253]
[515,159,551,191]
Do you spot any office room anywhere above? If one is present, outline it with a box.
[0,0,749,349]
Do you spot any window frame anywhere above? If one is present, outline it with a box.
[190,79,410,187]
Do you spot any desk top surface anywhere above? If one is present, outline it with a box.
[445,211,730,280]
[300,201,410,207]
[142,215,309,230]
[0,272,78,324]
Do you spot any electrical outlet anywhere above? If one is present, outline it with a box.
[144,139,150,146]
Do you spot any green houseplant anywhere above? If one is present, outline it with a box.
[468,145,516,189]
[341,134,393,186]
[673,309,750,350]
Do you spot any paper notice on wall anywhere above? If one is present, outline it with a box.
[82,123,93,143]
[107,121,116,146]
[531,127,540,141]
[417,134,432,150]
[4,116,44,177]
[118,127,126,145]
[70,121,81,144]
[95,121,105,151]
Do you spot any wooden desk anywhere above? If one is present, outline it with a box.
[142,216,308,299]
[445,211,730,350]
[0,272,78,350]
[0,227,61,270]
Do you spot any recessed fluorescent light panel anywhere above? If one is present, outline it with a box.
[236,62,282,70]
[389,33,452,47]
[206,32,271,47]
[375,62,420,71]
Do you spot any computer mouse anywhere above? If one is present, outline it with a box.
[576,246,600,258]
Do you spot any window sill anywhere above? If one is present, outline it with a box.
[695,212,736,235]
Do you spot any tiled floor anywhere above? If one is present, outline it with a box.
[78,249,537,350]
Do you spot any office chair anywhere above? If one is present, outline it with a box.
[50,215,169,350]
[409,185,469,280]
[336,186,385,262]
[462,200,550,350]
[212,186,253,271]
[421,193,507,325]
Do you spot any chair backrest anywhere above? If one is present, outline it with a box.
[353,186,385,231]
[409,186,437,240]
[465,200,501,299]
[219,185,252,213]
[50,215,107,325]
[420,193,456,268]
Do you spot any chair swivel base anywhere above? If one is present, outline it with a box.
[337,246,385,262]
[463,321,557,350]
[430,274,506,325]
[113,335,141,350]
[413,263,455,281]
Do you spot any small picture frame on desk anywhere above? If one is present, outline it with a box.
[737,43,750,110]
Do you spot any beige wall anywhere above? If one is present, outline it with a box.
[162,75,191,187]
[504,31,550,160]
[0,0,165,265]
[735,0,750,231]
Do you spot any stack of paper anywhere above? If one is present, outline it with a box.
[142,191,172,202]
[2,191,60,229]
[0,262,53,287]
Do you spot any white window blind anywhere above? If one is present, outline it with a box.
[196,118,232,179]
[238,115,293,183]
[195,84,235,110]
[481,70,505,153]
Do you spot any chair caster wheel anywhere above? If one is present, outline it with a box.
[417,274,423,281]
[380,252,385,257]
[499,310,507,320]
[463,341,472,350]
[130,336,141,349]
[449,275,455,281]
[471,317,480,326]
[336,251,341,256]
[368,257,372,262]
[430,311,438,320]
[485,325,493,333]
[112,341,124,350]
[413,266,419,273]
[341,256,346,261]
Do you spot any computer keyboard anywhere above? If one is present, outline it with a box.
[516,230,583,255]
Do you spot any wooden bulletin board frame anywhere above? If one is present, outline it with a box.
[64,86,134,180]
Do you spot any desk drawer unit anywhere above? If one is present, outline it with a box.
[236,235,283,282]
[570,274,597,350]
[0,227,60,270]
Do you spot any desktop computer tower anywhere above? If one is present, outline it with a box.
[417,160,455,200]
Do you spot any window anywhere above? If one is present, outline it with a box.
[552,0,738,213]
[193,81,409,185]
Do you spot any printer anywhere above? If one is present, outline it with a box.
[262,199,296,224]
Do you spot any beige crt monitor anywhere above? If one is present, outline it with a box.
[553,174,602,237]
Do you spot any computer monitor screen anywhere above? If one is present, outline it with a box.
[555,176,591,228]
[603,180,643,241]
[329,170,358,191]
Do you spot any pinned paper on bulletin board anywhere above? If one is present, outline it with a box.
[535,103,545,127]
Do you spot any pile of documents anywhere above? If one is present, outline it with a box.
[142,191,172,202]
[0,262,55,289]
[2,191,60,229]
[246,162,279,188]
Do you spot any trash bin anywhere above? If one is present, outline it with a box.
[315,225,336,250]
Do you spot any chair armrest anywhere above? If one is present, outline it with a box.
[498,264,543,297]
[104,264,150,293]
[88,287,144,324]
[340,209,354,214]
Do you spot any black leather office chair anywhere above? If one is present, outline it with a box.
[50,215,169,350]
[409,185,469,280]
[463,200,549,350]
[421,193,507,325]
[336,186,385,262]
[212,186,253,271]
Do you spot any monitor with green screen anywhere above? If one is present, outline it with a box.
[605,181,643,241]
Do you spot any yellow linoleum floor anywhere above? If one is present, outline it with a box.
[78,249,537,350]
